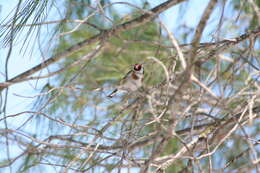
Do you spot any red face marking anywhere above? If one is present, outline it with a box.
[134,64,142,71]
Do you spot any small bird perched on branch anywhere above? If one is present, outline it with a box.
[107,64,144,98]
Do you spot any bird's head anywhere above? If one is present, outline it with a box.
[133,64,143,72]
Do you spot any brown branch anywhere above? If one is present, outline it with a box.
[189,0,218,64]
[125,26,260,49]
[153,105,260,171]
[0,19,102,30]
[219,140,260,172]
[0,0,186,91]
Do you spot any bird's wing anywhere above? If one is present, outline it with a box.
[120,70,132,85]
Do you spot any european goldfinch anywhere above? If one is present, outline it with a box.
[107,64,144,98]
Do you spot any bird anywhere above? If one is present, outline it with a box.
[107,64,144,98]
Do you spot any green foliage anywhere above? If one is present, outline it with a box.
[0,0,50,49]
[163,139,183,173]
[47,17,168,116]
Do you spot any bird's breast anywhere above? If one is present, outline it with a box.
[131,72,139,80]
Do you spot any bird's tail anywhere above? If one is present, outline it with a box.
[107,89,118,98]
